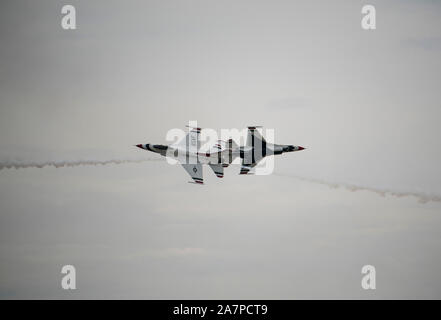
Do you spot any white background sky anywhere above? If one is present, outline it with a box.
[1,0,441,298]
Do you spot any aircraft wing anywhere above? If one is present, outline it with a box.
[243,126,266,166]
[246,126,265,147]
[181,163,204,184]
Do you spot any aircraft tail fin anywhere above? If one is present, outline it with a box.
[224,139,240,164]
[227,138,239,149]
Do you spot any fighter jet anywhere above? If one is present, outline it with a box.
[236,126,305,175]
[135,126,304,184]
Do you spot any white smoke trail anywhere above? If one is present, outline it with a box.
[274,173,441,204]
[0,158,161,171]
[2,159,440,203]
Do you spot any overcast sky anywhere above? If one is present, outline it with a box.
[1,0,441,299]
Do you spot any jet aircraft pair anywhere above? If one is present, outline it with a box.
[136,126,304,184]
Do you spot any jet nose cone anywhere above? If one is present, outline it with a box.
[135,144,143,149]
[298,146,305,151]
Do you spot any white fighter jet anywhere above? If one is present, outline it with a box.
[136,126,304,184]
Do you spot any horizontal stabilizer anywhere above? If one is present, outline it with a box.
[209,163,224,178]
